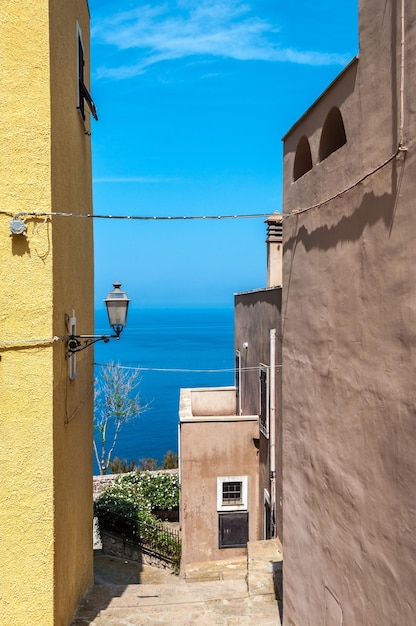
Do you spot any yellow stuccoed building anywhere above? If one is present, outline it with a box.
[0,1,95,624]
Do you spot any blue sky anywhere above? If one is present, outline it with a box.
[89,0,358,309]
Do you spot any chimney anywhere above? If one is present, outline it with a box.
[266,214,283,288]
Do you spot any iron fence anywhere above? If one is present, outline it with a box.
[97,510,181,570]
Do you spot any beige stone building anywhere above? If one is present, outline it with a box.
[179,387,260,571]
[179,216,283,573]
[282,0,416,623]
[234,215,283,541]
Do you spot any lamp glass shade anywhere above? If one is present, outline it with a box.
[104,282,130,333]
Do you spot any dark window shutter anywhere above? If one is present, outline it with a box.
[219,512,249,548]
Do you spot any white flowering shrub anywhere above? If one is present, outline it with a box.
[94,470,181,571]
[114,471,179,510]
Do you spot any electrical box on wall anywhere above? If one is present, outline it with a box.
[218,511,249,548]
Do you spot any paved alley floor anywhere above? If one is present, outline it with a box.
[71,553,281,625]
[72,578,279,625]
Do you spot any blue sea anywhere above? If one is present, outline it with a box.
[93,308,234,473]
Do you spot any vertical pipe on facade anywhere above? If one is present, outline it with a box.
[399,0,405,147]
[269,328,276,537]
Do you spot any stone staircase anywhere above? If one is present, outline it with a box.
[72,539,282,625]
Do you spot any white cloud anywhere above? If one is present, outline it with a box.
[92,1,350,80]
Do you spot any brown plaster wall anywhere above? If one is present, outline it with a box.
[235,288,281,416]
[282,1,416,624]
[283,59,359,214]
[234,288,282,537]
[180,419,259,570]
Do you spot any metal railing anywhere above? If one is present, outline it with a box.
[97,511,181,570]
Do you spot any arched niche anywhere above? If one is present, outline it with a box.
[319,107,347,161]
[293,135,313,181]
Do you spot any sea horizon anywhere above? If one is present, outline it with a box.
[93,306,235,473]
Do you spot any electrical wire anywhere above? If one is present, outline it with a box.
[94,362,281,373]
[1,209,271,221]
[284,146,406,218]
[1,146,405,226]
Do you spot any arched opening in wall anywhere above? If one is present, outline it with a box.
[319,107,347,161]
[293,136,313,181]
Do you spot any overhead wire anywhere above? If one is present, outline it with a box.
[1,209,271,221]
[94,362,281,373]
[284,146,406,218]
[1,144,405,227]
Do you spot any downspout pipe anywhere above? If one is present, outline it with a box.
[399,0,405,147]
[269,328,276,537]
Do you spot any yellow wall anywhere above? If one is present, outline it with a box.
[0,1,94,624]
[50,0,94,623]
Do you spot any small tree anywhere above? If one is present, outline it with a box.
[94,362,149,475]
[108,457,138,474]
[138,457,158,471]
[162,450,178,469]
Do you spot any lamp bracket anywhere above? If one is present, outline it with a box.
[67,333,119,356]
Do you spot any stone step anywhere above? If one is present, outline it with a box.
[77,579,247,608]
[247,538,283,597]
[72,540,283,625]
[72,582,279,626]
[184,556,247,582]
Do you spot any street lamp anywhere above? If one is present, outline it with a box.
[67,281,130,355]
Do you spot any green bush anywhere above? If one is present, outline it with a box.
[107,470,179,511]
[94,470,181,571]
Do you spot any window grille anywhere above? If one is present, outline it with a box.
[217,476,248,512]
[222,481,243,506]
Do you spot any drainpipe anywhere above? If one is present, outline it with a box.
[399,0,405,147]
[269,328,276,537]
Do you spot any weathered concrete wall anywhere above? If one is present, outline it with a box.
[180,416,259,571]
[235,288,281,417]
[187,387,237,417]
[234,288,282,538]
[282,1,416,624]
[0,1,93,624]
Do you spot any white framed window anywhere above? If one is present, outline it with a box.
[259,364,269,437]
[217,476,248,512]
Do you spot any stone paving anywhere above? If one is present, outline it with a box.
[72,578,279,625]
[72,540,282,626]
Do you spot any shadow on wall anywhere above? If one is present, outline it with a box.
[273,561,283,624]
[284,155,405,255]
